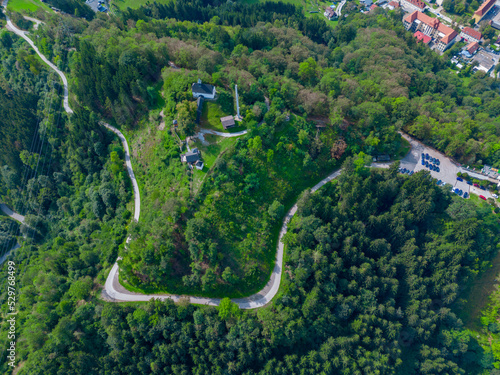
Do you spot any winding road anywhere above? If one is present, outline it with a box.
[6,4,490,309]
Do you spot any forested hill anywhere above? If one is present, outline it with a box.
[1,2,500,374]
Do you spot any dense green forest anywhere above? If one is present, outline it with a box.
[1,0,500,374]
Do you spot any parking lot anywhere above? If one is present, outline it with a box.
[398,134,495,199]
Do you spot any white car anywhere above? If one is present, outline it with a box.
[493,194,498,199]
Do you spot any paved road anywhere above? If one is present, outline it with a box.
[198,128,248,137]
[103,168,343,308]
[0,204,25,223]
[337,0,347,16]
[3,3,72,114]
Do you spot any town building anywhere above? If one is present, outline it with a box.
[400,0,425,13]
[460,27,482,43]
[473,50,497,73]
[473,0,495,23]
[370,4,379,11]
[403,11,458,52]
[192,79,216,100]
[324,7,337,20]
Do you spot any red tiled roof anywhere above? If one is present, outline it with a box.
[462,27,482,40]
[466,41,479,54]
[406,11,457,45]
[404,0,425,9]
[404,10,418,23]
[475,0,495,16]
[370,4,378,9]
[414,31,432,43]
[389,1,401,7]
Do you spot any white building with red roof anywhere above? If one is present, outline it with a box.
[387,0,401,9]
[460,27,482,43]
[403,11,458,52]
[400,0,425,13]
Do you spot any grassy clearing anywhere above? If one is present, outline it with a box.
[7,0,52,13]
[395,136,411,159]
[111,0,171,10]
[200,101,247,133]
[238,0,339,19]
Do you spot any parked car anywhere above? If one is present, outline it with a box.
[463,192,469,199]
[425,162,429,168]
[480,186,486,190]
[493,194,498,199]
[436,167,440,173]
[458,190,463,196]
[479,195,486,200]
[466,181,472,185]
[456,177,463,182]
[421,160,425,166]
[473,183,479,187]
[437,180,442,185]
[436,159,440,166]
[409,171,414,176]
[425,153,429,160]
[421,153,425,159]
[454,188,460,194]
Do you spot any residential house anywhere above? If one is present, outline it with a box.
[466,41,480,55]
[370,4,379,11]
[400,0,425,13]
[192,79,216,100]
[403,11,458,51]
[473,0,495,23]
[220,116,235,130]
[361,0,373,7]
[387,1,401,10]
[324,7,337,20]
[460,27,482,43]
[181,148,204,170]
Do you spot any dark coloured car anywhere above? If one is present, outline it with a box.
[421,153,425,159]
[463,192,469,199]
[409,171,414,176]
[456,177,463,182]
[466,181,472,185]
[437,180,442,185]
[421,160,425,166]
[425,153,429,160]
[436,167,440,173]
[425,162,429,168]
[436,159,440,165]
[458,190,463,196]
[480,186,486,190]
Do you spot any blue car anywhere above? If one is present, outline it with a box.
[425,153,430,160]
[457,177,463,182]
[463,192,469,198]
[466,181,472,185]
[437,180,442,185]
[436,159,440,166]
[458,190,463,196]
[425,162,429,168]
[436,167,440,173]
[480,186,486,190]
[454,188,459,194]
[409,171,414,176]
[421,153,425,159]
[421,160,425,165]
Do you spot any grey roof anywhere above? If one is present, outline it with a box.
[220,116,235,129]
[183,150,200,163]
[192,83,215,95]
